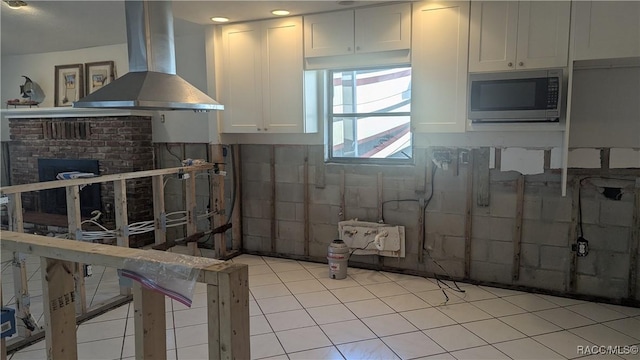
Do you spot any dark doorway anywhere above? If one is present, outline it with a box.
[38,159,101,217]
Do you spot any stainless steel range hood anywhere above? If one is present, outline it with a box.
[73,1,223,111]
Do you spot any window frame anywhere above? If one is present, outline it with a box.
[327,66,413,165]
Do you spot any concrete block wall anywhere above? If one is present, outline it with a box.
[238,144,640,304]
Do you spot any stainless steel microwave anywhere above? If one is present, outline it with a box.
[468,69,564,123]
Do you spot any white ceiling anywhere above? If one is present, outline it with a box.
[1,0,385,56]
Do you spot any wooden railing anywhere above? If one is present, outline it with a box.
[0,231,249,360]
[0,162,240,357]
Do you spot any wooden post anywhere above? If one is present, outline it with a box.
[339,169,346,221]
[568,179,580,293]
[209,264,249,360]
[114,179,131,296]
[41,257,78,360]
[210,145,227,258]
[512,174,525,281]
[152,175,167,246]
[628,180,640,299]
[304,146,310,257]
[133,283,166,360]
[231,145,242,251]
[270,146,277,253]
[66,185,87,315]
[476,147,490,207]
[464,151,474,278]
[8,193,32,338]
[377,173,383,222]
[185,170,200,257]
[1,277,6,360]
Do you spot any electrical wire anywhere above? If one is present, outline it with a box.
[349,239,377,258]
[165,143,183,164]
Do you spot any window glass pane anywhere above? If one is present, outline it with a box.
[330,66,412,162]
[331,116,412,159]
[332,68,411,114]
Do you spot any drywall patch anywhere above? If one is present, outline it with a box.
[500,148,544,175]
[609,148,640,168]
[568,148,601,168]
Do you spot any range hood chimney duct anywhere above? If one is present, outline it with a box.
[73,1,223,111]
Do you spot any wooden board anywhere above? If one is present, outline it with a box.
[210,145,226,258]
[464,150,474,278]
[0,232,231,286]
[628,181,640,299]
[476,147,490,207]
[231,145,243,251]
[152,175,167,246]
[216,265,250,360]
[270,146,277,253]
[512,175,525,281]
[185,171,200,257]
[133,283,167,360]
[304,147,310,257]
[66,185,87,315]
[41,257,78,360]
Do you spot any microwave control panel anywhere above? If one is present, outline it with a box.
[547,78,560,109]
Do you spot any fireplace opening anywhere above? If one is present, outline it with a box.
[37,159,101,217]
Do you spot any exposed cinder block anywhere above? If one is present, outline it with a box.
[309,204,333,225]
[597,252,631,280]
[311,223,339,245]
[244,217,271,237]
[276,201,296,221]
[425,258,464,279]
[523,195,542,220]
[472,216,515,242]
[441,236,465,259]
[344,173,377,188]
[541,196,573,223]
[242,181,271,201]
[488,241,514,265]
[518,268,565,291]
[470,237,489,262]
[275,145,305,165]
[425,213,466,237]
[520,243,539,268]
[344,207,377,222]
[383,177,417,192]
[433,170,467,193]
[539,246,569,271]
[575,275,627,299]
[568,148,601,168]
[345,186,378,208]
[522,220,570,247]
[576,252,597,276]
[311,185,341,206]
[274,164,300,184]
[580,198,600,225]
[599,200,634,227]
[470,261,512,284]
[276,183,304,203]
[490,192,517,218]
[441,191,467,215]
[582,224,629,252]
[242,144,272,164]
[275,238,305,256]
[277,220,304,241]
[244,235,270,252]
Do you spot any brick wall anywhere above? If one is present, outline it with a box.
[239,144,640,305]
[8,116,154,245]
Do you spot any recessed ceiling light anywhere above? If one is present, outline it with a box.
[4,0,27,9]
[211,16,230,23]
[271,9,290,16]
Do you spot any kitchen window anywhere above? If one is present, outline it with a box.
[329,67,412,163]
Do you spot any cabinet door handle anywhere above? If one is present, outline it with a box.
[508,62,513,67]
[518,61,524,67]
[347,46,351,52]
[356,46,360,51]
[264,128,268,131]
[257,128,262,131]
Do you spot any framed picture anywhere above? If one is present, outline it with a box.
[54,63,84,107]
[85,61,115,94]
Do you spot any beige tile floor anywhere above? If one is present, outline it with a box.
[3,253,640,360]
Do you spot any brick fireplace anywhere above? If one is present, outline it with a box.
[8,113,154,246]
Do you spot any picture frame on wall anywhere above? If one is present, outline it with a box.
[85,61,115,95]
[54,63,84,107]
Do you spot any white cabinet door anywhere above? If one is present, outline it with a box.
[303,10,354,57]
[469,1,570,72]
[355,3,412,53]
[221,18,305,133]
[469,1,518,72]
[573,1,640,60]
[412,1,469,133]
[262,17,304,133]
[221,23,263,133]
[516,1,570,69]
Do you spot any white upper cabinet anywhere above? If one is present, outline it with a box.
[304,3,411,58]
[573,1,640,60]
[469,1,570,72]
[411,1,470,133]
[220,17,308,133]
